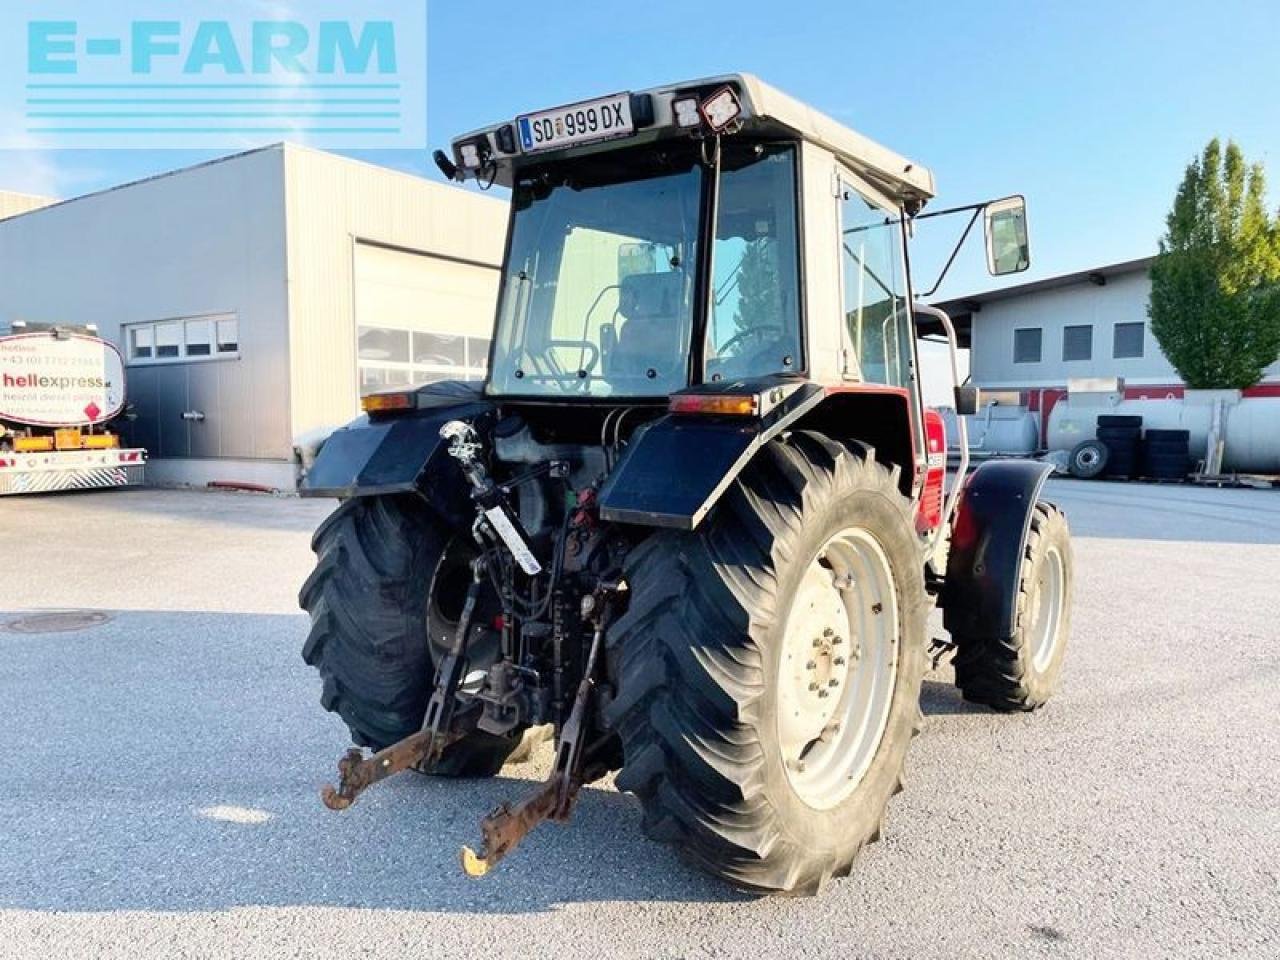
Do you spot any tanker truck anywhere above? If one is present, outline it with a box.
[0,322,146,495]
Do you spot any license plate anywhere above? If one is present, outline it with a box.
[517,93,633,154]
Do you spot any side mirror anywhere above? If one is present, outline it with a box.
[984,196,1030,276]
[955,385,981,417]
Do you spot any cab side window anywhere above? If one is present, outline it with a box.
[839,185,911,387]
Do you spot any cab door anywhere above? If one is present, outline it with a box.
[835,169,927,496]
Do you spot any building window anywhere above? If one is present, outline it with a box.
[1013,327,1042,364]
[1063,324,1093,361]
[358,323,489,396]
[186,318,213,357]
[125,314,239,365]
[155,322,181,359]
[1114,322,1145,359]
[216,317,239,354]
[129,326,153,360]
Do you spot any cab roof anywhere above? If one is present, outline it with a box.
[449,73,936,208]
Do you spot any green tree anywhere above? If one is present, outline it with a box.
[734,238,780,334]
[1149,138,1280,389]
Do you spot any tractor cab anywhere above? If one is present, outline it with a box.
[445,75,941,403]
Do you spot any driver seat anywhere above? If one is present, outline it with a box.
[612,272,683,380]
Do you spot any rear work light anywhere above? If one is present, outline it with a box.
[361,391,416,414]
[668,394,759,417]
[673,97,701,128]
[698,86,743,132]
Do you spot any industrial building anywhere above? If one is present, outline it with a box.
[934,256,1280,437]
[0,145,508,490]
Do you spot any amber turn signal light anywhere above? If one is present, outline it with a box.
[668,394,759,417]
[361,391,416,413]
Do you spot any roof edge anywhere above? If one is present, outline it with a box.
[932,255,1156,313]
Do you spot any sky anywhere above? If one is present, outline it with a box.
[2,0,1279,397]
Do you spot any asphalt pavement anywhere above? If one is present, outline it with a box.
[0,481,1276,959]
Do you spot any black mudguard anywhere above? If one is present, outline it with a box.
[300,384,492,525]
[942,459,1054,639]
[598,383,824,530]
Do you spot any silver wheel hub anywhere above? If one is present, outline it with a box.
[776,527,899,809]
[1029,545,1065,671]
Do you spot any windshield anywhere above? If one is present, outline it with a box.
[487,141,802,398]
[488,148,702,397]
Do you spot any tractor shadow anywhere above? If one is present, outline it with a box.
[918,678,990,717]
[1,745,752,916]
[0,608,752,916]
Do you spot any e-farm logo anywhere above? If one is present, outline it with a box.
[1,1,426,149]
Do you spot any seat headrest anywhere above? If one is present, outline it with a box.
[619,271,683,320]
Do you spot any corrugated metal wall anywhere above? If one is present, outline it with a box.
[282,145,508,440]
[0,149,293,462]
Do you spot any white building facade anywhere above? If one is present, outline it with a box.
[0,145,508,490]
[935,257,1280,432]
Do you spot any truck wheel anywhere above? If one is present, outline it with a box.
[1067,439,1108,479]
[606,433,927,894]
[952,502,1072,711]
[299,494,522,777]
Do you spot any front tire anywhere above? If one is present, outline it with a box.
[951,502,1072,711]
[606,433,928,894]
[299,494,522,777]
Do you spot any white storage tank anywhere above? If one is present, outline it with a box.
[940,397,1039,456]
[1047,389,1280,472]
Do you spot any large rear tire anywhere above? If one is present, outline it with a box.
[951,502,1072,711]
[299,494,522,777]
[606,433,928,894]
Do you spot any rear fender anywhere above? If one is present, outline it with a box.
[597,383,825,530]
[300,389,493,526]
[942,459,1054,638]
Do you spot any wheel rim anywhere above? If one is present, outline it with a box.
[776,527,899,810]
[1029,545,1065,671]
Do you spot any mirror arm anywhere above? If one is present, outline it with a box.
[916,208,982,299]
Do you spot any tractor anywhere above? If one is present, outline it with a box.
[299,74,1073,895]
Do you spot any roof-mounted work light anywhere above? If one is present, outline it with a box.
[673,97,701,128]
[698,86,742,132]
[458,136,491,170]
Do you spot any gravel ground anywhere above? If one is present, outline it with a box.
[0,480,1277,959]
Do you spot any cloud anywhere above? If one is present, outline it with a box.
[0,151,62,198]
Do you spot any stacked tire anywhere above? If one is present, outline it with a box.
[1095,415,1142,479]
[1143,429,1191,480]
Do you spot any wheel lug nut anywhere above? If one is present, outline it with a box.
[818,689,829,698]
[808,682,819,691]
[832,636,843,645]
[833,656,846,666]
[823,628,834,637]
[806,660,817,670]
[828,678,839,687]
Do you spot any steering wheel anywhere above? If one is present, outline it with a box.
[716,324,784,358]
